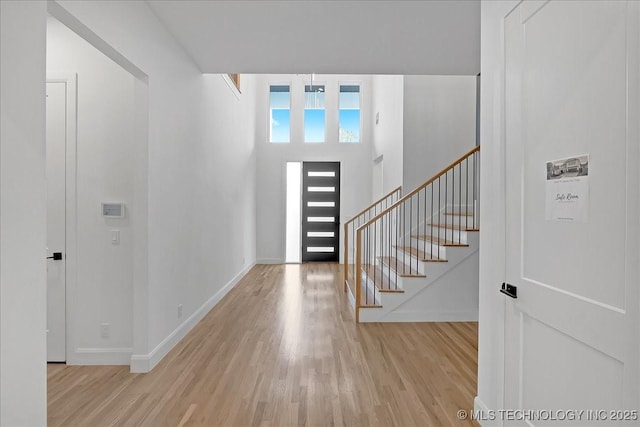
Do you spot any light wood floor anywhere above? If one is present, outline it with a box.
[48,264,479,426]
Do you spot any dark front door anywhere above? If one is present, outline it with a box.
[301,162,340,262]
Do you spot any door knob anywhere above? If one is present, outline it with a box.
[46,252,63,261]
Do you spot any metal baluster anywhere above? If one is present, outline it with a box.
[452,166,455,245]
[417,193,420,270]
[358,227,369,304]
[402,203,405,274]
[389,212,393,290]
[459,163,462,243]
[385,212,389,291]
[409,198,413,273]
[395,206,399,285]
[445,173,448,244]
[373,219,377,302]
[383,213,387,292]
[438,177,441,259]
[357,217,361,286]
[431,184,434,260]
[466,158,469,230]
[423,187,427,258]
[353,218,356,286]
[473,153,477,229]
[380,214,384,293]
[380,215,383,297]
[477,152,480,227]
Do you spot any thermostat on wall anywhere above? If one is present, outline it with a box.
[102,202,125,218]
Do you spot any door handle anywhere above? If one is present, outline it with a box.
[46,252,63,261]
[500,282,517,299]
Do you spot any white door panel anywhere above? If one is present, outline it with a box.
[504,1,639,425]
[46,81,67,362]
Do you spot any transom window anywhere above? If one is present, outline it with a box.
[268,82,361,144]
[269,85,290,143]
[339,85,361,143]
[304,85,325,143]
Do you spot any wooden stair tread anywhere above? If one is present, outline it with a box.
[379,256,426,277]
[427,223,480,232]
[411,235,470,247]
[444,211,474,216]
[363,265,404,293]
[394,246,448,262]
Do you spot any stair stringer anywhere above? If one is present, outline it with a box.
[359,233,479,322]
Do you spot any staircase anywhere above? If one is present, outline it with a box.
[344,146,480,322]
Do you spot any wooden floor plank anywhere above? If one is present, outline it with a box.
[48,263,479,426]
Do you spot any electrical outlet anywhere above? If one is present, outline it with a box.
[177,304,183,318]
[100,323,110,339]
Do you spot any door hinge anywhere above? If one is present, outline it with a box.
[500,282,517,299]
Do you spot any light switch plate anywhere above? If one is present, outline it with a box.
[111,229,120,245]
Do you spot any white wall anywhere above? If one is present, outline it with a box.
[403,75,476,192]
[0,1,48,425]
[371,75,404,195]
[47,17,136,364]
[255,74,372,264]
[52,0,258,372]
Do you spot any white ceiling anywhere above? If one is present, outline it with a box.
[146,0,480,75]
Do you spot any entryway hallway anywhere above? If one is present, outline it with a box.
[48,264,478,426]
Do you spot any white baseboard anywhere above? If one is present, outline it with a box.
[474,396,500,427]
[256,258,283,264]
[363,309,478,323]
[68,347,132,365]
[130,262,255,373]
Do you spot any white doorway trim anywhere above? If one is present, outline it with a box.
[46,73,77,364]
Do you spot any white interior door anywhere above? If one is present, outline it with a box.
[46,81,67,362]
[504,1,639,425]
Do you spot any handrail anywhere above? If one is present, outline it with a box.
[344,186,402,226]
[343,186,402,294]
[351,145,480,322]
[358,146,480,231]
